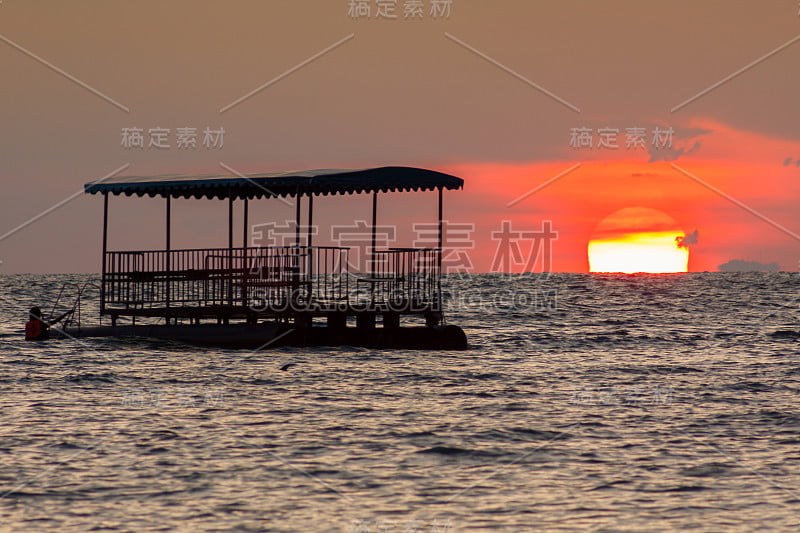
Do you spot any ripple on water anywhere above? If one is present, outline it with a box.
[0,273,799,531]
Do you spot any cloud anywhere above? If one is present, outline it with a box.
[648,140,702,163]
[646,125,710,163]
[675,229,698,248]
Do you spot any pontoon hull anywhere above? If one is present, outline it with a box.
[56,324,468,350]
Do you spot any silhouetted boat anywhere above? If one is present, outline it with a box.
[50,167,468,349]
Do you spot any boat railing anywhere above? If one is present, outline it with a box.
[354,248,440,309]
[102,246,440,317]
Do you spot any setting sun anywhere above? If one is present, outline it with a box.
[588,207,691,273]
[588,231,689,273]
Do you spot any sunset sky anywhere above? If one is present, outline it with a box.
[1,1,799,273]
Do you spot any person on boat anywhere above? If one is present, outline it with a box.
[25,306,73,341]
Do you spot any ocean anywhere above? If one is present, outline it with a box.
[1,273,799,532]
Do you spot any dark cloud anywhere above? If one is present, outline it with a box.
[646,125,710,163]
[648,140,702,163]
[675,229,698,248]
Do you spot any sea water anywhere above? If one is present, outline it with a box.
[1,273,799,531]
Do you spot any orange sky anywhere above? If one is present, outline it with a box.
[1,2,799,273]
[447,119,800,272]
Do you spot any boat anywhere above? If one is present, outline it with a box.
[49,166,468,350]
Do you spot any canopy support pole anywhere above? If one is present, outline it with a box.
[228,197,234,310]
[437,186,443,273]
[243,198,249,248]
[307,195,314,281]
[242,198,249,309]
[295,191,301,247]
[437,186,443,314]
[100,192,108,320]
[166,196,171,320]
[371,192,378,276]
[307,195,314,248]
[228,197,234,249]
[294,190,302,301]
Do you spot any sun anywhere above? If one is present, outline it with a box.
[589,232,688,273]
[588,208,690,274]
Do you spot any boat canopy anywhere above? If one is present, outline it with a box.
[84,166,464,200]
